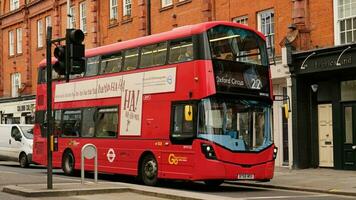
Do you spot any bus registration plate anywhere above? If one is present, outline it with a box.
[237,173,255,180]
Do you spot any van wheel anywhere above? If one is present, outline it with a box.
[19,153,29,168]
[62,151,75,176]
[140,154,158,186]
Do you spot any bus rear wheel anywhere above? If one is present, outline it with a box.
[140,154,158,186]
[62,151,75,176]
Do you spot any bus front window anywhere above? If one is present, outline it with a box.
[197,98,272,151]
[208,25,268,66]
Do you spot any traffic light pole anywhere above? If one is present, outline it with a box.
[46,26,53,189]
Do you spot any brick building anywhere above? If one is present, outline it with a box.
[0,0,353,170]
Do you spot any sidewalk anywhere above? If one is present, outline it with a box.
[232,166,356,197]
[3,167,356,199]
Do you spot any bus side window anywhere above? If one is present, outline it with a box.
[85,56,100,76]
[99,53,122,74]
[37,68,46,84]
[54,110,62,136]
[61,110,81,137]
[168,38,193,64]
[95,107,118,138]
[82,107,95,137]
[170,103,196,144]
[123,48,139,71]
[35,110,47,137]
[140,42,167,68]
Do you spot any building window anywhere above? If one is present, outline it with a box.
[37,19,43,48]
[16,28,22,54]
[123,0,132,16]
[11,73,21,97]
[9,31,14,56]
[69,6,76,29]
[10,0,19,11]
[162,0,173,7]
[110,0,118,20]
[233,15,248,25]
[258,9,274,58]
[45,16,51,29]
[337,0,356,44]
[79,2,87,33]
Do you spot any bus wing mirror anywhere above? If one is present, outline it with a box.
[284,103,289,119]
[184,105,193,121]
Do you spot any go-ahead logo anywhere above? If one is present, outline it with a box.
[168,154,187,165]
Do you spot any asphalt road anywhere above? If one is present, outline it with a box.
[0,161,353,200]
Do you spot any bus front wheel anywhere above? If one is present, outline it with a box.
[62,151,75,176]
[140,154,158,186]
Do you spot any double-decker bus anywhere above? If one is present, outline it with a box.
[33,21,277,186]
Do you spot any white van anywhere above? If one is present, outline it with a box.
[0,124,34,168]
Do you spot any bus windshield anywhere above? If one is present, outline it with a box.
[208,25,268,66]
[197,98,272,151]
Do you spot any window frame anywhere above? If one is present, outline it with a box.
[123,0,132,16]
[69,6,76,29]
[10,0,19,11]
[233,15,248,25]
[257,9,275,59]
[16,28,22,54]
[161,0,173,8]
[79,2,87,33]
[37,19,43,48]
[110,0,118,20]
[9,30,15,56]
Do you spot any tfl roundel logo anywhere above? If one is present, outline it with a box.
[167,75,173,85]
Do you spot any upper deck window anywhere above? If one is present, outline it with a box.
[208,25,268,66]
[123,48,139,71]
[86,56,100,76]
[140,42,167,68]
[100,53,122,74]
[168,38,193,63]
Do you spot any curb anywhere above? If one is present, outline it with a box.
[2,184,204,200]
[227,181,356,197]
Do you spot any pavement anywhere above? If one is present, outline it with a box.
[3,167,356,199]
[232,166,356,197]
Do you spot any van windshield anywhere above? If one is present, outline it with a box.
[20,126,33,139]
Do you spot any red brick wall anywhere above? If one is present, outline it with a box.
[0,0,336,97]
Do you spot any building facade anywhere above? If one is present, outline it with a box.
[0,0,349,169]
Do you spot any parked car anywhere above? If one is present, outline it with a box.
[0,124,34,168]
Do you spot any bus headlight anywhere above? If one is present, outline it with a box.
[273,147,278,160]
[201,143,217,160]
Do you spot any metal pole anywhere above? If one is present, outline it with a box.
[46,26,53,190]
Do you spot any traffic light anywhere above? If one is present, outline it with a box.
[53,45,66,75]
[67,29,85,75]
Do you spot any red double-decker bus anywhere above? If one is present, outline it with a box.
[33,21,277,186]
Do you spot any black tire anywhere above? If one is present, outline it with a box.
[204,180,224,187]
[140,154,158,186]
[19,153,29,168]
[62,151,75,176]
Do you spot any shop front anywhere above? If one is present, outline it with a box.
[0,95,35,124]
[289,43,356,170]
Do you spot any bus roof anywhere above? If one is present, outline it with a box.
[39,21,265,67]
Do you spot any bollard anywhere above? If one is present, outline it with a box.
[81,143,98,184]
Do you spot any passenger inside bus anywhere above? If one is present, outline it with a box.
[178,45,193,61]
